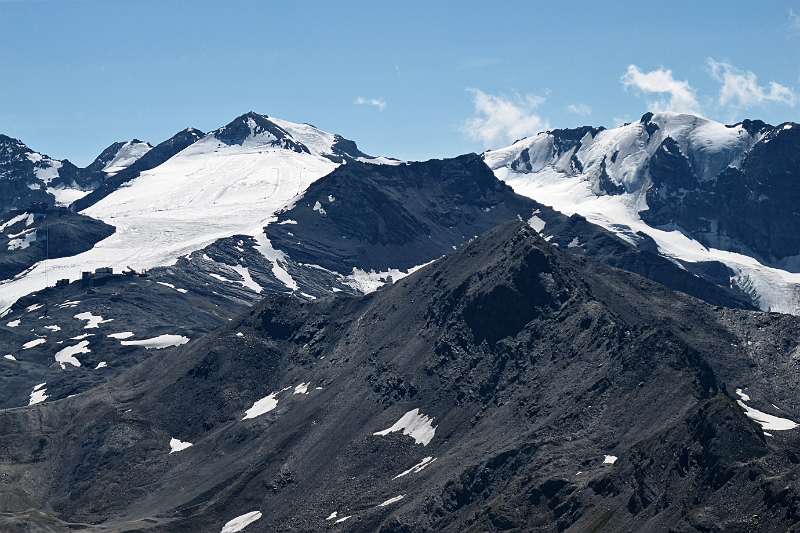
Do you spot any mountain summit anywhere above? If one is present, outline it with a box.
[485,111,800,314]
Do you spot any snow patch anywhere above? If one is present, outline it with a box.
[242,387,290,420]
[373,408,437,446]
[157,281,188,294]
[54,340,90,368]
[120,334,189,349]
[8,229,37,250]
[22,338,46,350]
[231,264,262,293]
[344,260,436,294]
[108,331,135,339]
[28,383,47,405]
[393,456,436,479]
[378,494,405,507]
[169,437,193,454]
[735,388,798,431]
[220,511,262,533]
[74,312,113,329]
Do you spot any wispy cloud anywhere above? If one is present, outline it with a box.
[621,65,701,114]
[566,103,592,116]
[354,96,387,111]
[462,89,549,146]
[790,8,800,31]
[708,58,796,109]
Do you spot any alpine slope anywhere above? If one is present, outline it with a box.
[484,112,800,314]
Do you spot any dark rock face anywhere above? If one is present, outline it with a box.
[2,222,799,532]
[268,154,537,274]
[215,112,309,153]
[0,207,115,280]
[0,135,58,215]
[641,125,800,267]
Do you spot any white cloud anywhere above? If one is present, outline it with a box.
[354,96,386,111]
[621,65,701,115]
[566,103,592,116]
[707,58,796,109]
[463,89,549,146]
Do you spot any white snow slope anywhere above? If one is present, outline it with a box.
[485,112,800,314]
[0,113,384,311]
[102,140,152,175]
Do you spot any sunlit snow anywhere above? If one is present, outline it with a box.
[393,456,436,479]
[120,334,189,349]
[378,494,405,507]
[220,510,262,533]
[735,388,798,431]
[28,383,47,405]
[54,340,90,368]
[22,338,46,349]
[0,120,358,311]
[74,312,113,329]
[169,437,193,454]
[373,408,437,446]
[107,331,135,339]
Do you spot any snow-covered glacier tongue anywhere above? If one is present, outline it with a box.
[484,111,800,314]
[0,112,387,311]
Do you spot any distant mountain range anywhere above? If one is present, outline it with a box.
[1,110,800,532]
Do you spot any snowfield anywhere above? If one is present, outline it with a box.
[0,118,345,311]
[486,112,800,314]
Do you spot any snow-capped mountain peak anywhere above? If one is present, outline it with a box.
[0,111,396,310]
[98,139,153,175]
[485,111,800,314]
[209,111,382,164]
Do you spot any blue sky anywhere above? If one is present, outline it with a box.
[1,1,799,164]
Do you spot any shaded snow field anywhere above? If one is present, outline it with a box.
[373,408,437,446]
[220,510,262,533]
[735,388,798,431]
